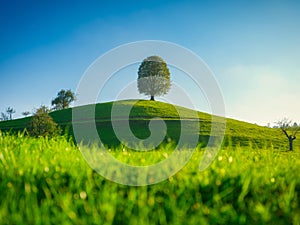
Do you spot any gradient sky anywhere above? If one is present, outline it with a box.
[0,0,300,125]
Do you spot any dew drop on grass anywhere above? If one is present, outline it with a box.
[203,206,210,215]
[68,211,76,220]
[6,182,12,188]
[73,194,79,200]
[80,191,87,200]
[215,179,222,186]
[192,202,201,210]
[163,153,169,159]
[25,183,31,193]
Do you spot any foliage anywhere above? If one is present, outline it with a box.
[28,106,61,137]
[276,118,293,129]
[137,56,171,100]
[276,118,300,133]
[22,111,31,117]
[0,112,9,121]
[0,133,299,224]
[5,107,16,120]
[51,89,76,110]
[1,107,16,121]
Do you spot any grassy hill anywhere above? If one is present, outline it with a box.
[0,100,298,150]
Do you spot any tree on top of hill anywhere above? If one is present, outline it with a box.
[51,89,76,110]
[137,55,171,101]
[276,118,300,151]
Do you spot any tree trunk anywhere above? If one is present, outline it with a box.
[150,95,155,101]
[288,137,294,151]
[289,139,293,151]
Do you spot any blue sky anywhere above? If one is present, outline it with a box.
[0,0,300,125]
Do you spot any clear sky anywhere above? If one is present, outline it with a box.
[1,0,300,125]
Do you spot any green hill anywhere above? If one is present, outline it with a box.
[0,100,298,150]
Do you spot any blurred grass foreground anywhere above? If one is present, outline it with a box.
[0,132,299,225]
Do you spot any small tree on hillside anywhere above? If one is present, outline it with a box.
[137,55,171,101]
[276,118,300,151]
[22,111,31,117]
[51,89,76,110]
[29,106,60,137]
[6,107,16,120]
[0,112,9,121]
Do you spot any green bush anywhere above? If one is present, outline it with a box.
[29,106,61,137]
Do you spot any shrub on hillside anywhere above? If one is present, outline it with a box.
[29,106,61,137]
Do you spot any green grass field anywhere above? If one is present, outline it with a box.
[0,132,299,225]
[0,100,299,224]
[0,100,298,149]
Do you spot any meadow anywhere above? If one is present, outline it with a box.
[0,100,296,149]
[0,132,299,225]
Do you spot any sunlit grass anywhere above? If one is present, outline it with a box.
[0,132,299,224]
[1,100,299,150]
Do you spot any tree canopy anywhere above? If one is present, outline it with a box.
[51,89,75,110]
[137,55,171,101]
[29,106,60,137]
[6,107,15,120]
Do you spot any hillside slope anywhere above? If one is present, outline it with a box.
[0,100,298,149]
